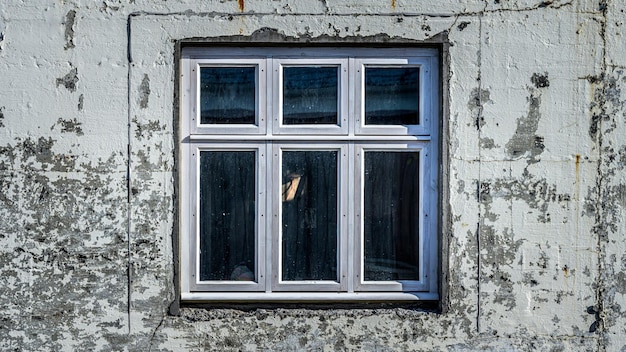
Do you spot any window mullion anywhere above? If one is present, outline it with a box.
[267,57,275,136]
[348,57,356,137]
[265,58,274,292]
[264,142,273,292]
[347,58,356,293]
[346,142,356,293]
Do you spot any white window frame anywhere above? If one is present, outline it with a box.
[353,143,436,293]
[271,143,349,292]
[272,59,349,135]
[190,59,267,135]
[354,57,437,136]
[180,47,439,302]
[187,143,267,292]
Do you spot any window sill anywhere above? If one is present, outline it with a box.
[181,291,439,302]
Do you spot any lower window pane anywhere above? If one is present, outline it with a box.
[364,151,420,281]
[281,151,338,281]
[199,151,256,281]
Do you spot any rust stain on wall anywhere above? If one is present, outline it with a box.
[238,0,244,12]
[391,0,396,10]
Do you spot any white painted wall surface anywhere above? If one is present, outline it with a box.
[0,0,624,350]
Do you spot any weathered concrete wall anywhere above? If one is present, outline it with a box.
[0,0,624,350]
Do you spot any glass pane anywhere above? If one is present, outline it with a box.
[365,67,419,125]
[363,151,420,281]
[199,151,256,281]
[281,151,338,281]
[283,67,338,125]
[200,67,256,124]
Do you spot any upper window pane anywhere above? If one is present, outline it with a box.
[199,151,256,281]
[282,67,338,125]
[365,67,419,125]
[200,67,256,125]
[363,151,420,281]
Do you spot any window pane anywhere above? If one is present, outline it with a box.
[199,151,256,281]
[281,151,338,281]
[363,151,420,281]
[200,67,256,124]
[365,67,419,125]
[283,67,338,125]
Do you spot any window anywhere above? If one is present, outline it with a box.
[180,47,439,301]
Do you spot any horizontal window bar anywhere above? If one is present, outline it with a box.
[188,135,432,142]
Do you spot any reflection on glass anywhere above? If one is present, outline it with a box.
[283,67,338,125]
[281,151,338,281]
[364,151,420,281]
[199,151,256,281]
[365,67,419,125]
[200,67,256,124]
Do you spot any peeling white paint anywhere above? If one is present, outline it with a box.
[0,0,625,351]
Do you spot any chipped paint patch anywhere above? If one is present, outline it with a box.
[480,137,496,149]
[134,119,165,140]
[505,89,544,161]
[139,74,150,109]
[469,88,491,129]
[51,118,83,136]
[491,170,571,221]
[56,67,79,92]
[589,74,622,140]
[0,16,4,53]
[457,21,470,31]
[0,134,128,348]
[531,72,550,88]
[585,68,626,346]
[63,10,76,50]
[100,1,122,14]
